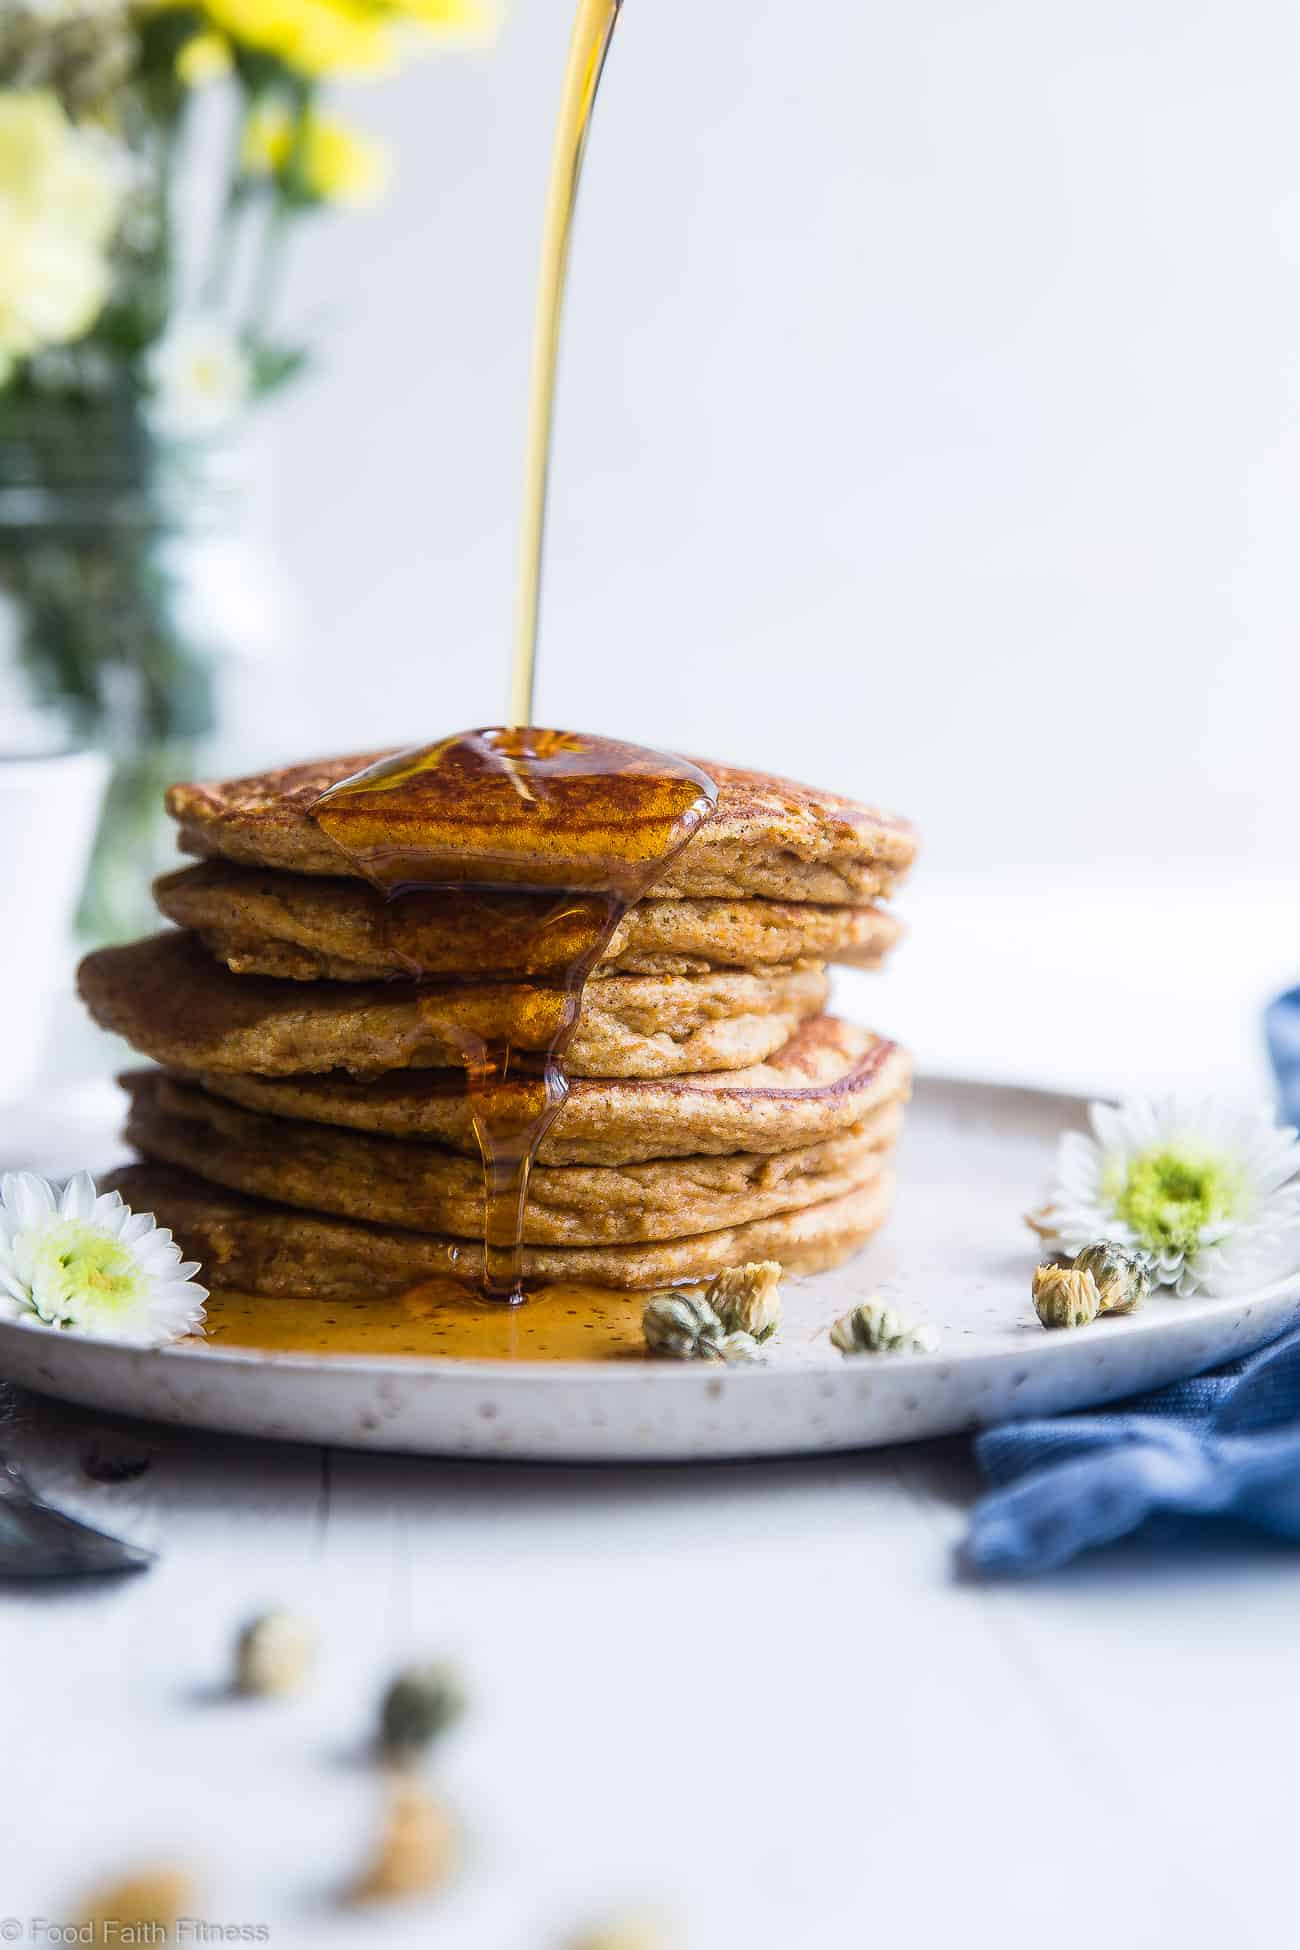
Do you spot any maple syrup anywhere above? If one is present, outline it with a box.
[512,0,624,726]
[202,1279,650,1362]
[309,728,716,1304]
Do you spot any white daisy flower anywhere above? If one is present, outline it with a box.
[145,315,249,441]
[0,1172,207,1346]
[1037,1097,1300,1298]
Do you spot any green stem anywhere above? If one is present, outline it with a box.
[155,115,181,333]
[203,93,255,308]
[242,81,314,338]
[244,192,292,335]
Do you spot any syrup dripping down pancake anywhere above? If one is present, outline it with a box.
[79,932,829,1082]
[155,862,904,983]
[189,1017,911,1167]
[103,1162,895,1298]
[121,1068,901,1245]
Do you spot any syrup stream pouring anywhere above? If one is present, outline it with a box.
[512,0,625,728]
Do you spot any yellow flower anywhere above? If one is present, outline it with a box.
[240,100,292,174]
[143,0,496,77]
[145,0,391,76]
[242,101,388,205]
[390,0,496,40]
[0,91,125,384]
[176,31,233,86]
[300,113,388,202]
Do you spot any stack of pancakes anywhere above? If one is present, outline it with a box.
[78,753,917,1300]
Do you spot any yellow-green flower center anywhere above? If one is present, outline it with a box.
[1105,1146,1244,1256]
[26,1219,144,1324]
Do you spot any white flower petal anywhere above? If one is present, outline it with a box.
[59,1171,100,1221]
[91,1189,127,1229]
[2,1172,56,1230]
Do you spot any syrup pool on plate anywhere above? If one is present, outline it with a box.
[201,1280,652,1362]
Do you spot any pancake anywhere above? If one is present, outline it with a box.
[121,1069,900,1245]
[79,933,828,1081]
[102,1161,894,1296]
[193,1017,912,1166]
[166,751,918,905]
[154,862,904,983]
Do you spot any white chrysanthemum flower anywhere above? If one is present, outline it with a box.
[1039,1097,1300,1297]
[145,316,250,440]
[0,1172,207,1345]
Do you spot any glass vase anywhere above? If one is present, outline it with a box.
[0,389,236,942]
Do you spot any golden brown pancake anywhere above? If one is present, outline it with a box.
[79,933,828,1081]
[121,1069,899,1245]
[154,862,903,982]
[191,1017,912,1166]
[102,1161,893,1296]
[166,751,918,904]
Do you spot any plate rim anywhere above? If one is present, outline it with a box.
[1,1264,1296,1387]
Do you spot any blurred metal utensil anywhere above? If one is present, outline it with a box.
[0,1457,154,1576]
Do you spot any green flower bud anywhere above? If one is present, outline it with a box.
[642,1292,727,1361]
[565,1922,666,1950]
[234,1610,316,1697]
[717,1331,764,1363]
[829,1302,937,1356]
[1032,1263,1101,1330]
[705,1260,782,1341]
[1072,1241,1150,1315]
[379,1662,466,1766]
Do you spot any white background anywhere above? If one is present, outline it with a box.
[215,0,1300,1095]
[242,0,1300,866]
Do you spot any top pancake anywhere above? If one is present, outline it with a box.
[166,751,917,905]
[154,862,904,982]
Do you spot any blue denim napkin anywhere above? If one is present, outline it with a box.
[1266,985,1300,1127]
[963,1000,1300,1574]
[963,1325,1300,1574]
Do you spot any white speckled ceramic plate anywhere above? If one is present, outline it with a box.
[2,1077,1298,1461]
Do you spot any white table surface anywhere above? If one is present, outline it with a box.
[2,883,1298,1950]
